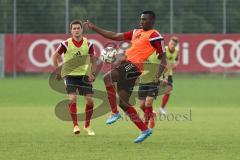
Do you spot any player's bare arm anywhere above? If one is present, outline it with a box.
[173,55,179,68]
[85,20,125,41]
[89,56,98,82]
[155,52,167,82]
[164,62,171,80]
[52,52,62,80]
[149,32,167,83]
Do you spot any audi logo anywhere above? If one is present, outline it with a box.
[28,39,63,67]
[28,38,240,69]
[197,39,240,68]
[28,39,104,68]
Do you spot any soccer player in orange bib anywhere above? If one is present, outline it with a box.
[85,11,166,143]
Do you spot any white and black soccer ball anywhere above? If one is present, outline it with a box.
[100,47,117,64]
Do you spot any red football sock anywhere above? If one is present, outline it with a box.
[144,107,153,126]
[68,102,78,126]
[126,106,148,131]
[106,85,118,114]
[161,94,170,109]
[85,104,94,128]
[140,105,148,125]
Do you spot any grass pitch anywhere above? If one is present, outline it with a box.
[0,74,239,160]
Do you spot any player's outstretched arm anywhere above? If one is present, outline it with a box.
[84,20,124,41]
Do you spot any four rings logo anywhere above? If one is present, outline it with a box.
[28,38,240,69]
[28,39,104,68]
[197,39,240,68]
[28,39,63,67]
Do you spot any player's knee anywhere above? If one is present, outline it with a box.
[139,102,145,109]
[169,86,173,92]
[86,100,93,106]
[70,99,76,104]
[69,96,77,103]
[145,100,153,107]
[86,96,94,106]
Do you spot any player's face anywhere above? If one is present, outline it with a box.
[71,24,82,38]
[168,40,177,50]
[139,14,154,31]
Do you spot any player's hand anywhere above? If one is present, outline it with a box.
[84,20,95,30]
[173,63,178,69]
[55,68,61,80]
[162,78,168,86]
[55,73,61,80]
[153,77,160,84]
[88,73,95,82]
[163,77,168,83]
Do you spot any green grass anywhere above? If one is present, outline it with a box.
[0,74,240,160]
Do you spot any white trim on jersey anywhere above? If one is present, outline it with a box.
[149,36,164,41]
[88,42,95,56]
[63,77,67,86]
[133,29,137,34]
[61,41,68,50]
[88,42,93,48]
[161,40,166,53]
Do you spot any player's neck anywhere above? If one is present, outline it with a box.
[143,28,153,31]
[73,36,82,42]
[143,26,153,31]
[168,47,175,53]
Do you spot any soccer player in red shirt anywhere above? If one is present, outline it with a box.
[85,11,167,143]
[159,37,179,115]
[52,20,97,136]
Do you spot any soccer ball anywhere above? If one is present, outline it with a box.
[100,47,117,64]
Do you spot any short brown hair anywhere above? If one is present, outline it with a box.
[170,36,179,44]
[70,20,83,30]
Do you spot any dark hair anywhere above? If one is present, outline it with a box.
[142,11,155,20]
[170,36,179,44]
[70,20,83,29]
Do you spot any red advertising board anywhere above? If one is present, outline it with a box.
[4,34,240,73]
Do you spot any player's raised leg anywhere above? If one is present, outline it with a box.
[118,89,152,143]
